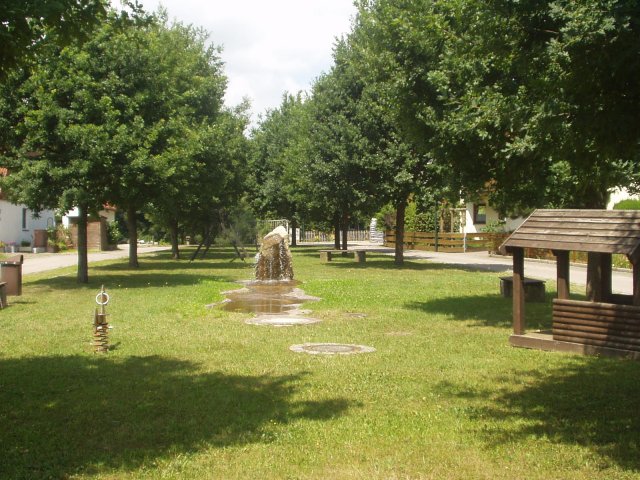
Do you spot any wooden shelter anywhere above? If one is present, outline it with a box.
[499,209,640,359]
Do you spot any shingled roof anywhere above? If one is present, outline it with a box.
[499,209,640,262]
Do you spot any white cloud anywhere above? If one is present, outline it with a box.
[135,0,356,124]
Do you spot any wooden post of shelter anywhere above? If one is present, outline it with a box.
[586,252,609,302]
[555,250,570,300]
[512,247,525,335]
[633,261,640,307]
[601,253,613,302]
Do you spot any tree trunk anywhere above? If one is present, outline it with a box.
[127,205,139,268]
[169,218,180,260]
[290,218,297,247]
[76,204,89,283]
[395,199,406,266]
[334,218,341,250]
[341,213,349,250]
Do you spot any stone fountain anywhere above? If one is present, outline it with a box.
[210,226,375,352]
[254,225,293,281]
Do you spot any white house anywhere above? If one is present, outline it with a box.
[463,186,640,235]
[462,201,525,234]
[0,168,56,248]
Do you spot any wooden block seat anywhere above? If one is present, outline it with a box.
[319,249,367,263]
[500,276,546,302]
[0,281,7,309]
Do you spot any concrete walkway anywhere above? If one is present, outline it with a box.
[17,245,170,275]
[348,241,633,295]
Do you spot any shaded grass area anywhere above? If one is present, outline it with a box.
[1,246,639,479]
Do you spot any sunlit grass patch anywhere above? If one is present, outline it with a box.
[0,246,638,479]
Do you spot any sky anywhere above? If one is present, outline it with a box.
[136,0,357,125]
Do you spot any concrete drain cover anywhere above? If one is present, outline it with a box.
[289,343,376,355]
[246,316,321,327]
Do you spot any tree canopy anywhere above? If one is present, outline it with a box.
[0,0,109,78]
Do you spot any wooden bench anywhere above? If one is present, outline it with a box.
[319,249,367,263]
[500,276,546,302]
[0,281,7,309]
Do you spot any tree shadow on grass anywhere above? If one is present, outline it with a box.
[317,256,462,271]
[26,251,255,292]
[315,255,513,274]
[27,271,237,292]
[0,355,356,479]
[405,293,554,329]
[436,358,640,471]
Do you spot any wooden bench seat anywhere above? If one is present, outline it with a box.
[0,281,7,309]
[319,249,367,263]
[500,276,546,302]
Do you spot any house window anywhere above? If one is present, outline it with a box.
[22,208,28,230]
[474,204,487,224]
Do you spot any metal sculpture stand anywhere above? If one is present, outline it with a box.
[92,285,110,353]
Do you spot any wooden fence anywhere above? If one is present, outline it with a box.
[384,231,509,253]
[299,229,369,243]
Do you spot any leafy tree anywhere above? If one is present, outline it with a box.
[249,92,310,246]
[0,7,232,279]
[305,49,385,251]
[0,0,108,78]
[354,0,640,213]
[102,15,228,263]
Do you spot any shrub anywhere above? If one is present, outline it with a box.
[613,199,640,210]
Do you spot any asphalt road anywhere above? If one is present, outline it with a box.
[350,241,633,295]
[17,245,170,275]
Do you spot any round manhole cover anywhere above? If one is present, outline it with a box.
[289,343,376,355]
[246,316,321,327]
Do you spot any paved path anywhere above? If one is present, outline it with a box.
[348,241,633,295]
[18,245,170,275]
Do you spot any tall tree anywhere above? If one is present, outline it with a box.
[249,92,311,246]
[355,0,640,213]
[99,14,227,265]
[0,0,108,78]
[306,53,383,250]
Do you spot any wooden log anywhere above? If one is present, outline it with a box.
[552,333,640,352]
[552,304,640,321]
[553,298,640,315]
[552,327,640,346]
[553,313,640,329]
[553,320,640,336]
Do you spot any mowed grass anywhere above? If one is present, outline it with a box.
[1,246,639,479]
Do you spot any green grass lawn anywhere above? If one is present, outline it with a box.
[1,247,639,479]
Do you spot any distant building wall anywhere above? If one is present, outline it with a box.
[0,199,55,245]
[70,217,108,250]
